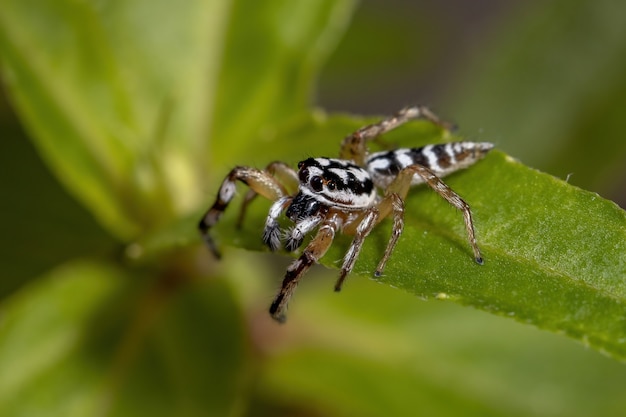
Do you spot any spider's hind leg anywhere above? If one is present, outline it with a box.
[198,166,289,258]
[339,106,454,166]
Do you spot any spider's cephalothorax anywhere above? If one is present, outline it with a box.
[199,106,493,322]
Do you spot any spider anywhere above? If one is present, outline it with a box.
[199,106,493,322]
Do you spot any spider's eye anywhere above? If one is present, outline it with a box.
[298,167,309,182]
[297,161,305,169]
[327,180,336,191]
[310,176,323,192]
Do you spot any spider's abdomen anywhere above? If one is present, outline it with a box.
[297,157,377,209]
[366,141,493,188]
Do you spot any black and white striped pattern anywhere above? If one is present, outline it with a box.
[297,157,377,208]
[366,142,493,188]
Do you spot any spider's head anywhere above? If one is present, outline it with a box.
[295,157,376,209]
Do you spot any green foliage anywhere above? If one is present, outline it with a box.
[210,115,626,360]
[1,0,626,416]
[0,260,249,417]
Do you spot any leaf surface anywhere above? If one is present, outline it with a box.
[0,0,356,238]
[0,260,249,417]
[201,113,626,361]
[257,277,626,417]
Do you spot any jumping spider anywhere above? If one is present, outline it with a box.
[199,106,493,322]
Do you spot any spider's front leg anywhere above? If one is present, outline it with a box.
[334,209,380,292]
[236,161,298,229]
[334,192,405,291]
[198,166,289,258]
[372,193,405,277]
[339,105,454,166]
[270,221,338,323]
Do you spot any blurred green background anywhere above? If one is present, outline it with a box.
[319,0,626,205]
[1,0,625,416]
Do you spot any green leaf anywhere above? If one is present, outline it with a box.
[209,0,357,166]
[256,277,626,417]
[201,113,626,361]
[0,260,249,417]
[0,0,356,239]
[0,0,222,237]
[263,349,504,417]
[0,109,116,297]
